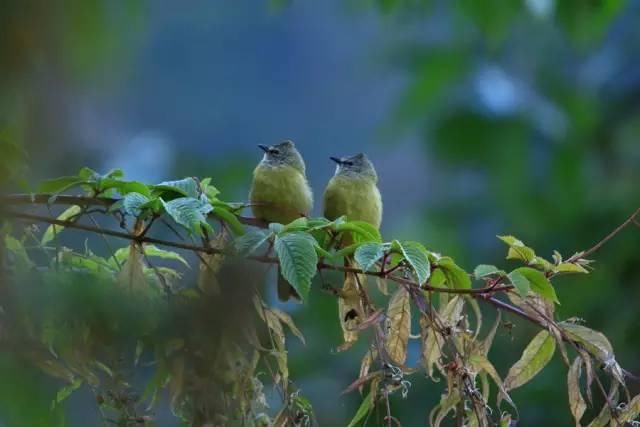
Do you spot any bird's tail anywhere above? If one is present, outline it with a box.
[277,265,301,303]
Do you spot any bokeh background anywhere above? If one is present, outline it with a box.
[1,0,639,425]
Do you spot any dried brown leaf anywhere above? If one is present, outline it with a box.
[338,273,364,347]
[568,357,586,427]
[271,308,306,345]
[385,286,411,366]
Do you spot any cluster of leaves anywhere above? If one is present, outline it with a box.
[1,168,638,426]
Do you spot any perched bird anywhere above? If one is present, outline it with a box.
[323,153,382,347]
[249,140,313,302]
[323,153,382,229]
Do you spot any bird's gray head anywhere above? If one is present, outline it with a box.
[330,153,377,181]
[258,140,306,173]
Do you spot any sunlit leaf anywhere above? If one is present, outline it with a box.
[514,267,559,304]
[504,330,556,392]
[554,262,589,274]
[497,235,536,263]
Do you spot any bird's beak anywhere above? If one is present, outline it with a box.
[258,144,270,153]
[330,156,342,164]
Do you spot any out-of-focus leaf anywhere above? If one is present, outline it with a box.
[385,287,411,366]
[271,308,306,345]
[354,242,385,272]
[346,389,374,427]
[568,357,586,426]
[235,229,272,256]
[41,205,82,245]
[504,330,556,392]
[274,232,318,302]
[469,353,515,409]
[514,267,559,304]
[114,244,189,268]
[38,176,86,194]
[5,236,34,269]
[53,378,83,408]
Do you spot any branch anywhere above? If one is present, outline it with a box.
[0,194,267,228]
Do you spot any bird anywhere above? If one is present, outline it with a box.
[249,140,313,302]
[323,153,382,346]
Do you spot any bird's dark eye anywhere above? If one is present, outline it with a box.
[343,160,354,166]
[269,148,280,155]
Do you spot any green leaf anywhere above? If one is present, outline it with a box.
[507,270,530,298]
[154,177,199,198]
[274,232,318,302]
[210,206,245,236]
[161,197,213,235]
[513,267,559,304]
[346,390,374,427]
[53,378,83,408]
[100,179,151,197]
[5,236,34,270]
[497,235,536,263]
[437,257,470,289]
[354,243,385,272]
[235,229,272,256]
[78,167,98,180]
[123,192,151,217]
[37,176,86,194]
[41,205,82,245]
[473,264,504,279]
[336,221,382,243]
[504,330,556,392]
[114,244,189,268]
[554,262,589,274]
[282,217,308,232]
[396,240,431,284]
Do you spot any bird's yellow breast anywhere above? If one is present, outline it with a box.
[250,164,313,224]
[323,175,382,228]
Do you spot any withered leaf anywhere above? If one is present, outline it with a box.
[470,353,516,410]
[504,329,556,392]
[385,286,411,366]
[271,308,306,345]
[568,357,586,427]
[338,273,363,348]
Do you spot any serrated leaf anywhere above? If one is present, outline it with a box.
[154,177,199,198]
[474,264,504,279]
[123,192,151,217]
[396,240,431,284]
[235,229,272,256]
[346,389,374,427]
[437,257,470,289]
[504,330,556,391]
[274,232,318,302]
[507,270,530,298]
[354,243,385,272]
[40,205,82,245]
[514,267,559,304]
[385,287,411,366]
[161,197,212,235]
[568,357,586,426]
